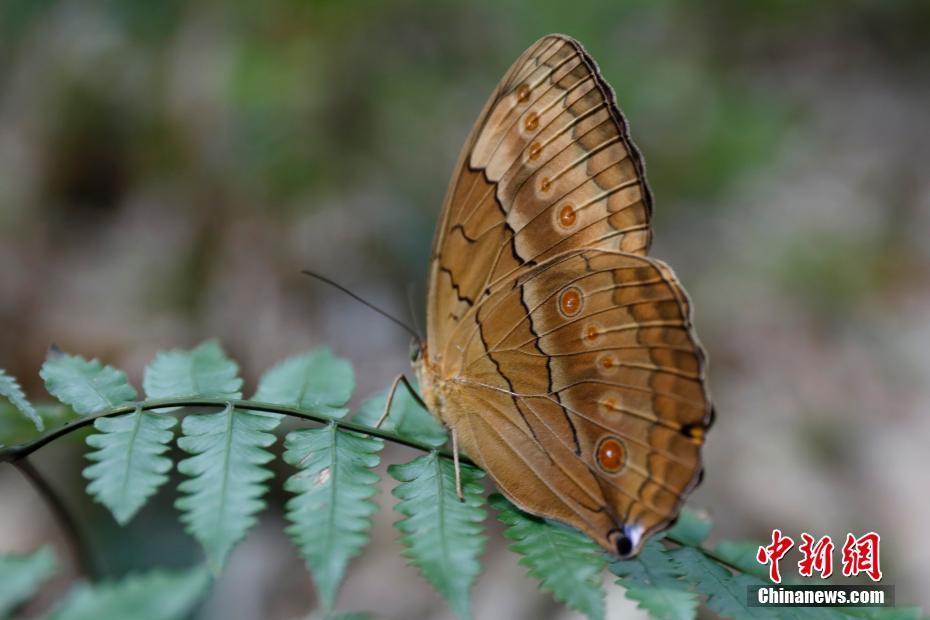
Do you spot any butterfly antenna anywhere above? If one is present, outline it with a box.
[301,270,422,343]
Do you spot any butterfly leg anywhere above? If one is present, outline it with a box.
[375,374,427,429]
[452,427,464,502]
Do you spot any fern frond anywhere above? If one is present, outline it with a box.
[0,368,43,431]
[490,494,606,620]
[255,349,354,417]
[176,404,278,571]
[45,566,210,620]
[609,539,698,620]
[143,340,242,410]
[84,406,176,524]
[388,452,485,620]
[40,351,137,415]
[284,422,382,610]
[0,546,56,617]
[670,547,776,619]
[353,382,446,447]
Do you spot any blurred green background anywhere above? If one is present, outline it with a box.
[1,1,929,618]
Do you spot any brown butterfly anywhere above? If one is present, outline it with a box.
[380,34,712,558]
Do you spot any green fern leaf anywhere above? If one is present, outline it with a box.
[83,406,177,524]
[671,546,778,619]
[665,509,712,547]
[624,586,698,620]
[0,368,43,431]
[40,351,137,415]
[609,539,698,620]
[44,566,210,620]
[176,403,278,571]
[388,452,485,620]
[490,494,606,620]
[284,422,382,610]
[255,349,354,417]
[0,546,56,617]
[143,340,242,410]
[354,382,446,447]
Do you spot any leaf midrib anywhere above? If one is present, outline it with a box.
[432,453,457,606]
[213,405,236,550]
[321,422,339,606]
[74,364,119,410]
[117,408,144,515]
[296,364,316,409]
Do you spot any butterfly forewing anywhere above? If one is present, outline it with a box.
[427,35,653,352]
[421,34,711,557]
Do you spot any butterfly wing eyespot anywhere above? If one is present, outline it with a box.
[582,321,603,346]
[527,141,543,161]
[556,204,577,229]
[596,436,625,473]
[595,352,618,376]
[558,287,583,317]
[423,34,711,556]
[524,111,540,132]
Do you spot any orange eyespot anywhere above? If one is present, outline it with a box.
[597,437,625,473]
[540,176,551,192]
[599,391,623,416]
[528,142,542,160]
[597,353,616,372]
[559,287,583,317]
[584,324,600,343]
[558,204,576,228]
[516,84,531,103]
[524,111,539,131]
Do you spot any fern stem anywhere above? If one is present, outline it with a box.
[1,397,743,573]
[0,397,473,466]
[662,534,745,575]
[13,458,95,578]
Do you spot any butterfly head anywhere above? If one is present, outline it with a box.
[409,338,424,364]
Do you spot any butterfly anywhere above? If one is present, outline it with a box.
[382,34,713,558]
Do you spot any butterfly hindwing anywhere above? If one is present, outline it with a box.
[437,249,709,554]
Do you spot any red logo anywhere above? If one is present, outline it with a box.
[841,532,882,582]
[798,533,834,579]
[757,531,882,583]
[757,529,794,583]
